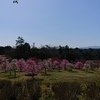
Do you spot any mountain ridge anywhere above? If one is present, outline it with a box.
[80,46,100,49]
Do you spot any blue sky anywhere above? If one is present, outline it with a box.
[0,0,100,48]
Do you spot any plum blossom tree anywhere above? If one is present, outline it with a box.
[17,58,26,72]
[39,60,49,75]
[46,59,53,71]
[29,57,39,64]
[0,56,4,64]
[47,58,53,70]
[9,59,18,77]
[84,61,96,70]
[50,57,61,71]
[74,62,84,69]
[60,59,69,70]
[1,59,9,72]
[53,60,61,72]
[66,62,74,71]
[50,57,60,64]
[24,59,40,79]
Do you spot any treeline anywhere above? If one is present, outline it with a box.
[0,37,100,61]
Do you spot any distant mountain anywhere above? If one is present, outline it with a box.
[80,46,100,49]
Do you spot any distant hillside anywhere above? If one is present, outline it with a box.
[80,46,100,49]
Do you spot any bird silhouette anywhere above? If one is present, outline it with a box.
[13,0,18,4]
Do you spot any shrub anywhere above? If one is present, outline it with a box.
[52,82,81,100]
[0,79,41,100]
[84,82,100,100]
[25,79,42,100]
[0,80,12,100]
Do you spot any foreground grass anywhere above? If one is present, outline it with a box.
[0,69,100,84]
[39,69,100,84]
[0,69,100,100]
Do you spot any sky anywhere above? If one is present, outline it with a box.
[0,0,100,48]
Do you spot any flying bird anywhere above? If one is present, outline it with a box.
[13,0,18,4]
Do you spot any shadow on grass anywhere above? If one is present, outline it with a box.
[49,77,56,81]
[83,70,94,73]
[34,78,44,82]
[25,73,37,76]
[0,72,7,74]
[41,73,51,76]
[67,70,77,73]
[87,71,94,73]
[7,76,20,79]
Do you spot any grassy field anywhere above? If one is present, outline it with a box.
[0,69,100,100]
[0,69,100,84]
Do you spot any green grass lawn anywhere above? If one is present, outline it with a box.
[0,69,100,100]
[0,69,100,84]
[38,69,100,84]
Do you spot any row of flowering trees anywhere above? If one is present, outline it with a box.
[0,56,100,78]
[0,57,41,78]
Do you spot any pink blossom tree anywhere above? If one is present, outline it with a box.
[66,62,74,71]
[84,61,96,70]
[46,59,53,71]
[0,56,4,64]
[24,59,40,79]
[38,60,49,75]
[50,57,60,64]
[74,62,84,69]
[1,59,9,72]
[53,60,61,72]
[60,59,69,70]
[9,59,18,77]
[50,57,61,71]
[17,58,26,72]
[46,58,54,71]
[28,57,39,64]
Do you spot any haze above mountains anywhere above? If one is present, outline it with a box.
[80,46,100,49]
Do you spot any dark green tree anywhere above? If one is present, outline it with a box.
[16,36,25,46]
[15,37,31,59]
